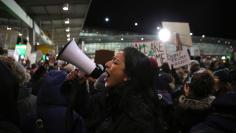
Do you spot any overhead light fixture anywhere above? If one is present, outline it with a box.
[62,3,69,11]
[65,27,70,32]
[65,18,70,24]
[66,33,70,38]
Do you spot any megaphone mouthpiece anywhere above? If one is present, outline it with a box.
[90,64,104,79]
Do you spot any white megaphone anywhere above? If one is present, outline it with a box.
[57,39,104,78]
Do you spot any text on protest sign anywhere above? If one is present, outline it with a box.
[166,48,191,68]
[133,41,166,66]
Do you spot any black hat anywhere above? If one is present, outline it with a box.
[213,68,231,83]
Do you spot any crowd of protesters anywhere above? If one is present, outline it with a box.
[0,46,236,133]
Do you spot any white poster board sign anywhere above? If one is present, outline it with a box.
[162,21,192,47]
[166,48,191,68]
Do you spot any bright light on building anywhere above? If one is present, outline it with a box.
[66,33,70,38]
[156,26,160,30]
[158,28,171,42]
[134,22,138,26]
[121,37,124,41]
[18,33,22,36]
[62,3,69,11]
[202,35,205,38]
[67,38,70,41]
[7,26,11,30]
[221,56,226,60]
[190,33,193,36]
[141,37,144,41]
[36,42,40,45]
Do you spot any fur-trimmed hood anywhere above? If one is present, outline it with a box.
[178,95,215,110]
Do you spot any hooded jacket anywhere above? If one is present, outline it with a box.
[37,70,85,133]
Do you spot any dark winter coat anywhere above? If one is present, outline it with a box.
[172,95,215,133]
[17,83,37,133]
[76,81,159,133]
[0,61,20,126]
[190,92,236,133]
[37,70,85,133]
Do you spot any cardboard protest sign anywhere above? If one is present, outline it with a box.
[162,21,192,47]
[166,47,191,68]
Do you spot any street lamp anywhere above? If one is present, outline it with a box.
[105,17,110,22]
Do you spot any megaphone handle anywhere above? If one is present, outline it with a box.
[89,65,104,79]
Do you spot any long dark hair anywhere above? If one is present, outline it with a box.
[123,47,155,93]
[123,47,164,132]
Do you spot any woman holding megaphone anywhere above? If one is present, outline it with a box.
[64,47,163,133]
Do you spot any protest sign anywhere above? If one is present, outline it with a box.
[162,21,192,47]
[166,48,191,68]
[133,41,166,66]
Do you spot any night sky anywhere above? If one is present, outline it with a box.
[85,0,235,40]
